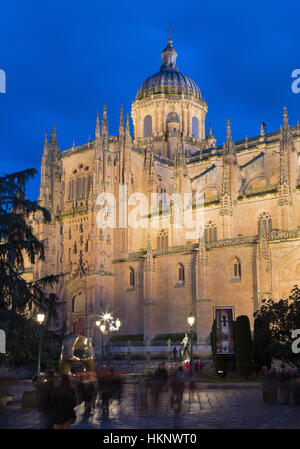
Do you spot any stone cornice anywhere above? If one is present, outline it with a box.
[112,229,300,264]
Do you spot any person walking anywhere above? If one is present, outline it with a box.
[37,370,55,429]
[173,347,178,362]
[53,374,77,429]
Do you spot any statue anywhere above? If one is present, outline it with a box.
[59,334,95,376]
[179,333,191,361]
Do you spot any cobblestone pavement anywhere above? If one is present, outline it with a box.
[0,384,300,429]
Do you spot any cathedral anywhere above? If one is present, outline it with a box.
[34,34,300,352]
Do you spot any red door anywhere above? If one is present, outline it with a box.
[73,317,85,335]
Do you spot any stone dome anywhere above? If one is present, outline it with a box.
[136,39,202,101]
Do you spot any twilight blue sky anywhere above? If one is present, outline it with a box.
[0,0,299,199]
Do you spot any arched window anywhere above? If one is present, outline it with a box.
[204,221,217,243]
[166,112,179,123]
[82,177,86,198]
[144,115,152,138]
[179,264,185,283]
[157,229,168,250]
[68,181,72,200]
[156,185,167,213]
[129,267,135,288]
[71,180,75,200]
[192,116,199,139]
[234,257,241,278]
[258,212,272,234]
[77,178,81,199]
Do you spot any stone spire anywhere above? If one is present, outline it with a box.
[125,113,132,147]
[206,123,216,148]
[43,132,48,156]
[144,233,155,272]
[95,111,100,141]
[278,106,293,206]
[101,105,109,152]
[220,119,233,216]
[222,119,236,162]
[119,104,124,137]
[101,105,108,136]
[49,123,60,157]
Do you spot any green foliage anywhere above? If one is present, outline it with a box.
[0,169,63,317]
[253,315,273,372]
[235,315,253,378]
[0,309,63,371]
[0,169,64,371]
[254,286,300,367]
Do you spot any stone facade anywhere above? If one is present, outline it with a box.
[33,36,300,351]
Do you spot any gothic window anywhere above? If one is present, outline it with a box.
[129,267,135,288]
[68,228,72,239]
[192,116,199,139]
[257,212,272,234]
[157,229,168,250]
[82,177,86,198]
[179,264,185,283]
[156,185,167,213]
[68,181,72,200]
[85,240,88,252]
[144,115,152,138]
[79,223,83,233]
[74,242,77,254]
[77,178,82,199]
[71,180,75,200]
[234,257,241,278]
[204,221,217,243]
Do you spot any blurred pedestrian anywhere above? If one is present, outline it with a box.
[188,369,197,403]
[37,370,55,429]
[173,347,178,362]
[270,368,278,404]
[53,374,77,429]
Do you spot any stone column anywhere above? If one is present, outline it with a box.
[143,238,157,340]
[194,240,212,347]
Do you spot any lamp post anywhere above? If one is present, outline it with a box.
[96,314,121,366]
[187,312,195,372]
[36,310,45,375]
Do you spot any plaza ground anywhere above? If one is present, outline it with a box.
[0,382,300,429]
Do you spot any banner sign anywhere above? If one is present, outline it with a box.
[215,308,235,354]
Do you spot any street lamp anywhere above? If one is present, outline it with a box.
[187,313,195,371]
[96,314,121,366]
[36,310,45,375]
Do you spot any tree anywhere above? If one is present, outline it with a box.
[235,315,253,378]
[0,168,63,369]
[254,286,300,367]
[253,315,273,372]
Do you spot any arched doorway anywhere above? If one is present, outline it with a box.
[73,317,85,335]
